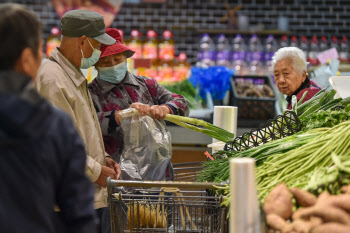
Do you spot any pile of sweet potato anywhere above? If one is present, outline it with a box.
[264,183,350,233]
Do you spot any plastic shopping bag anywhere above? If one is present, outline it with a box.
[118,108,173,182]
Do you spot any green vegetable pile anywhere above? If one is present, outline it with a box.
[197,88,350,208]
[198,89,350,183]
[303,165,350,197]
[302,105,350,131]
[216,121,350,207]
[197,129,323,183]
[256,120,350,200]
[164,80,203,109]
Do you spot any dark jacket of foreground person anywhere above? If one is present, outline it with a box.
[0,71,97,233]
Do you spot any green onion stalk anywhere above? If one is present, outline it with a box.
[124,109,235,143]
[164,114,235,143]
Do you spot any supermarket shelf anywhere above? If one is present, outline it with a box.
[197,28,291,36]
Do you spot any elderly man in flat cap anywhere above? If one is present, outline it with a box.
[36,10,120,233]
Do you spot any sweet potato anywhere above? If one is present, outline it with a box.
[316,191,330,203]
[293,206,350,225]
[289,217,322,233]
[292,207,305,221]
[310,216,323,226]
[294,193,350,222]
[310,223,350,233]
[264,183,293,220]
[324,194,350,211]
[289,219,313,233]
[266,214,290,231]
[289,188,317,207]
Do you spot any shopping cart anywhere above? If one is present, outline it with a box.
[173,162,204,182]
[107,179,228,233]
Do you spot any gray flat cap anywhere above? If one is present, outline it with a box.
[61,10,116,45]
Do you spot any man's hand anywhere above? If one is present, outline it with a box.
[95,165,117,188]
[129,102,151,116]
[106,157,121,180]
[150,105,170,119]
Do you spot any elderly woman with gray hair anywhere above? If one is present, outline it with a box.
[272,47,322,109]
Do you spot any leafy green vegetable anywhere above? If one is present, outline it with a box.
[302,105,350,131]
[163,80,203,109]
[301,153,350,196]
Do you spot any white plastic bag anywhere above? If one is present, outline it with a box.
[118,108,173,182]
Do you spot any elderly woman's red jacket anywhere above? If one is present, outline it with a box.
[286,78,322,109]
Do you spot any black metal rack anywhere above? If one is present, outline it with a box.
[224,111,302,151]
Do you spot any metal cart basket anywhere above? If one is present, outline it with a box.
[107,179,228,233]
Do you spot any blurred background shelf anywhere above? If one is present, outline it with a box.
[197,29,291,36]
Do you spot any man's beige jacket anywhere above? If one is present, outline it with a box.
[36,48,107,209]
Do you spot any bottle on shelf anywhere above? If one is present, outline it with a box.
[308,36,320,67]
[300,36,309,60]
[264,35,278,74]
[158,59,174,83]
[46,27,61,57]
[216,34,231,67]
[290,36,299,47]
[143,59,159,81]
[279,35,289,49]
[339,36,349,63]
[319,36,329,52]
[330,36,339,52]
[247,34,263,75]
[126,30,143,59]
[231,34,247,75]
[143,30,159,60]
[175,53,190,82]
[159,30,175,61]
[197,34,216,67]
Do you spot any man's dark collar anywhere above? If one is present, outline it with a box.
[286,77,310,103]
[0,70,31,93]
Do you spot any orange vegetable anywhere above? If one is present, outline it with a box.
[264,183,293,220]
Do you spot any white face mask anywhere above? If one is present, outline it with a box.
[80,38,101,69]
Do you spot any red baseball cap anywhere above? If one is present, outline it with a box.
[100,28,135,58]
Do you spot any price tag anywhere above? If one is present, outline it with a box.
[317,48,339,65]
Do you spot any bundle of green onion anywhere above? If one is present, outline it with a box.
[164,114,235,143]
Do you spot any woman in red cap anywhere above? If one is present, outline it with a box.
[89,28,189,232]
[88,28,189,169]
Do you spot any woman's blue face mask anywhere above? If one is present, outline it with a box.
[97,61,128,84]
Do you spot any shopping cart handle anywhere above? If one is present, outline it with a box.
[106,178,225,190]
